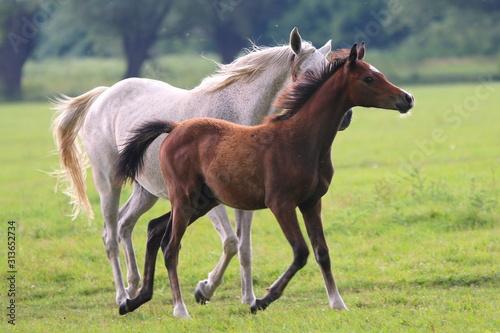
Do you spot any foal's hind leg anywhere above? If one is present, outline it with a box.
[167,196,219,319]
[194,205,238,304]
[118,182,159,298]
[164,208,191,319]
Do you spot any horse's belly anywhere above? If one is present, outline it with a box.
[215,191,267,211]
[208,179,267,211]
[134,138,170,199]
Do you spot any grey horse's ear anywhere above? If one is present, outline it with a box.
[290,27,302,55]
[318,39,332,56]
[358,41,366,60]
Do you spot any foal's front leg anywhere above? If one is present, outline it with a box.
[251,203,310,313]
[300,199,348,311]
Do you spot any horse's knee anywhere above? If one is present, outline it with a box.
[103,237,120,258]
[224,236,238,258]
[147,214,166,233]
[118,223,133,242]
[314,246,331,270]
[294,246,309,269]
[147,212,171,241]
[102,228,108,244]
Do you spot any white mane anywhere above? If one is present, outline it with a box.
[196,41,316,93]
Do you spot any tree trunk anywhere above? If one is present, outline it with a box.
[118,2,172,79]
[122,34,153,78]
[213,22,247,64]
[0,7,38,101]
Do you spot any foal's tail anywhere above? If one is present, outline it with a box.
[115,121,177,186]
[52,86,108,219]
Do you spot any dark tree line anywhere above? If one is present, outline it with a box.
[0,1,39,100]
[1,0,499,100]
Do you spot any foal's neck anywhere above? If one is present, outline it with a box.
[291,73,351,155]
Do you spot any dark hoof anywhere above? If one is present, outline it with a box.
[194,286,210,305]
[250,302,258,314]
[250,299,267,314]
[119,300,130,315]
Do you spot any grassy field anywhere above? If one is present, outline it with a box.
[22,54,220,101]
[0,81,499,332]
[21,53,499,101]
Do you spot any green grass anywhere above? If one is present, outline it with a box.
[23,54,220,101]
[0,82,499,332]
[366,52,500,85]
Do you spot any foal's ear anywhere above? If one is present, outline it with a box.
[290,27,302,55]
[358,41,366,61]
[348,43,358,65]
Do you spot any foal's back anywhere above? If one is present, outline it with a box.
[160,118,283,211]
[161,115,326,211]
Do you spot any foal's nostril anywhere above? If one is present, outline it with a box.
[405,93,414,104]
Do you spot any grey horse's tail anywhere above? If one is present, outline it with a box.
[52,86,108,219]
[115,121,177,186]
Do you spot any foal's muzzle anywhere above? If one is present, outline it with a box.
[396,92,414,114]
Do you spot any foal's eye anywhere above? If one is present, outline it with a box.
[363,76,374,84]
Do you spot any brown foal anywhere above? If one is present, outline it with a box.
[115,42,414,318]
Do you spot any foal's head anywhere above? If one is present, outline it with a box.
[341,42,414,114]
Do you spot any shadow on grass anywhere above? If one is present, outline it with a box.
[348,272,499,293]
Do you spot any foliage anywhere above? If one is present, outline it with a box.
[0,82,498,331]
[388,0,500,60]
[2,0,499,99]
[25,0,500,61]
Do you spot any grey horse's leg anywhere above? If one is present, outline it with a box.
[90,165,126,305]
[194,205,238,304]
[235,209,256,305]
[118,182,159,298]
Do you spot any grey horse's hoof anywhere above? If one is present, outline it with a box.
[194,286,210,305]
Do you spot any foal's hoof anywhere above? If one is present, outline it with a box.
[194,286,210,305]
[250,299,267,314]
[119,300,130,315]
[250,303,258,314]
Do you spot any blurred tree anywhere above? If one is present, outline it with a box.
[196,0,294,63]
[388,0,500,60]
[74,0,173,78]
[271,0,409,49]
[3,0,500,101]
[0,1,40,100]
[33,3,122,59]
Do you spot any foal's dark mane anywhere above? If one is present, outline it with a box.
[267,55,348,123]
